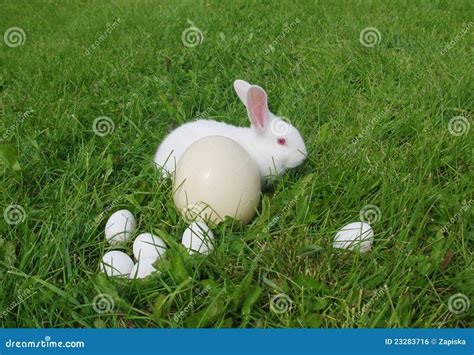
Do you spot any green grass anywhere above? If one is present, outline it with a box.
[0,0,472,328]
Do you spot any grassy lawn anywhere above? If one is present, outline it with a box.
[1,0,472,328]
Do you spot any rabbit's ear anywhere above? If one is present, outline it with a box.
[246,85,268,132]
[234,79,252,107]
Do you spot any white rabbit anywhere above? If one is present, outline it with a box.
[154,79,307,183]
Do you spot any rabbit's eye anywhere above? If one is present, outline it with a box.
[277,138,286,145]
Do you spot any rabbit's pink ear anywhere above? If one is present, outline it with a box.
[234,79,251,107]
[246,86,268,132]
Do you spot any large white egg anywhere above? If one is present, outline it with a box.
[100,250,134,277]
[173,136,261,225]
[333,221,374,253]
[181,221,214,255]
[105,209,136,245]
[133,233,167,260]
[129,258,158,279]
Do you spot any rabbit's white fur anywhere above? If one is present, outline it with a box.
[154,80,307,182]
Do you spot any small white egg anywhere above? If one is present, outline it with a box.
[181,221,214,255]
[129,258,158,279]
[133,233,167,260]
[100,250,134,277]
[333,221,374,253]
[105,209,136,245]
